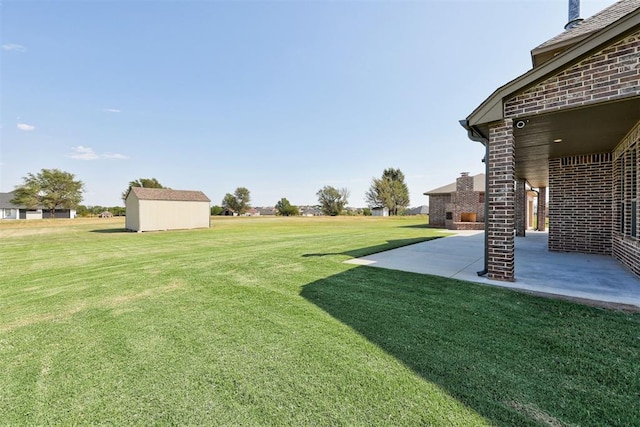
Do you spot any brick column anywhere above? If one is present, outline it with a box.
[537,187,546,231]
[515,179,526,237]
[487,119,515,281]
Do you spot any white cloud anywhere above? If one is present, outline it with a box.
[2,43,26,52]
[103,108,121,113]
[17,123,35,131]
[68,146,128,160]
[69,146,99,160]
[102,152,129,160]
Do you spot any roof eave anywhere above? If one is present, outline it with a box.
[466,7,640,128]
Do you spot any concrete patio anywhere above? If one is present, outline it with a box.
[345,230,640,309]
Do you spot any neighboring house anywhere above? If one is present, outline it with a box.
[0,191,76,220]
[257,207,277,216]
[99,211,113,218]
[371,207,389,217]
[0,192,21,220]
[404,205,429,216]
[424,173,485,230]
[460,0,640,280]
[125,187,211,232]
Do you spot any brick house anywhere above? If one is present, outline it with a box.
[424,173,486,230]
[461,0,640,281]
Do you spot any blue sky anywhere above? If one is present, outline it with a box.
[1,0,616,208]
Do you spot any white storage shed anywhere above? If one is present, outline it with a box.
[125,187,211,232]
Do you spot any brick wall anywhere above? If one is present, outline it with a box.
[428,194,450,227]
[449,173,484,223]
[515,179,526,236]
[549,153,613,254]
[612,120,640,276]
[488,120,515,281]
[505,31,640,117]
[537,187,547,231]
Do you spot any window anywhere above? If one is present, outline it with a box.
[632,146,637,237]
[619,144,638,237]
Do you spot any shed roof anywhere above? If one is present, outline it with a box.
[424,173,485,195]
[129,187,210,202]
[0,191,22,209]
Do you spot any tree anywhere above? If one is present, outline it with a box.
[11,168,84,218]
[122,177,165,202]
[365,168,410,216]
[210,205,224,216]
[222,187,251,215]
[316,186,349,216]
[275,198,299,216]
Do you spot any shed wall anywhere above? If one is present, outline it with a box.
[137,200,210,232]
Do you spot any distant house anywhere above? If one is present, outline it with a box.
[404,205,429,216]
[424,173,485,230]
[371,207,389,217]
[0,192,21,220]
[99,211,113,218]
[125,187,211,232]
[0,191,76,220]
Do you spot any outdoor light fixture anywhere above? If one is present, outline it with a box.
[553,138,563,143]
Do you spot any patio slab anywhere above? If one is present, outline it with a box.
[345,230,640,308]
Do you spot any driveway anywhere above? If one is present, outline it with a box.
[345,230,640,309]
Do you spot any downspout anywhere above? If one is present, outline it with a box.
[459,119,489,276]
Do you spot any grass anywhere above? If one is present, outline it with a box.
[1,216,638,426]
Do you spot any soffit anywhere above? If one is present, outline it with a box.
[513,97,640,188]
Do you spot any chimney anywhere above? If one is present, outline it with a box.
[565,0,583,30]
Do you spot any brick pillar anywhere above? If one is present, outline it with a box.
[537,187,546,231]
[515,179,526,237]
[487,119,515,281]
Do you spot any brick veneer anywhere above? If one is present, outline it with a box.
[549,153,613,254]
[515,179,526,237]
[428,194,450,227]
[505,30,640,117]
[537,187,547,231]
[445,173,484,229]
[488,120,515,281]
[612,121,640,276]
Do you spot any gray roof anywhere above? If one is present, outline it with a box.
[424,173,485,195]
[405,205,429,215]
[535,0,640,50]
[0,191,22,209]
[129,187,210,202]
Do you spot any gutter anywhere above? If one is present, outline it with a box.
[459,119,489,277]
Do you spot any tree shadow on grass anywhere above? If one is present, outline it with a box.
[302,237,441,259]
[300,266,640,427]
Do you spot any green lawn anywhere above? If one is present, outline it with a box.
[1,216,638,426]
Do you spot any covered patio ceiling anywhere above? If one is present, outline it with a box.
[511,96,640,188]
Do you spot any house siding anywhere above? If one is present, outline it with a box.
[549,154,613,255]
[505,30,640,117]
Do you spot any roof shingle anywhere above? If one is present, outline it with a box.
[535,0,640,50]
[129,187,211,202]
